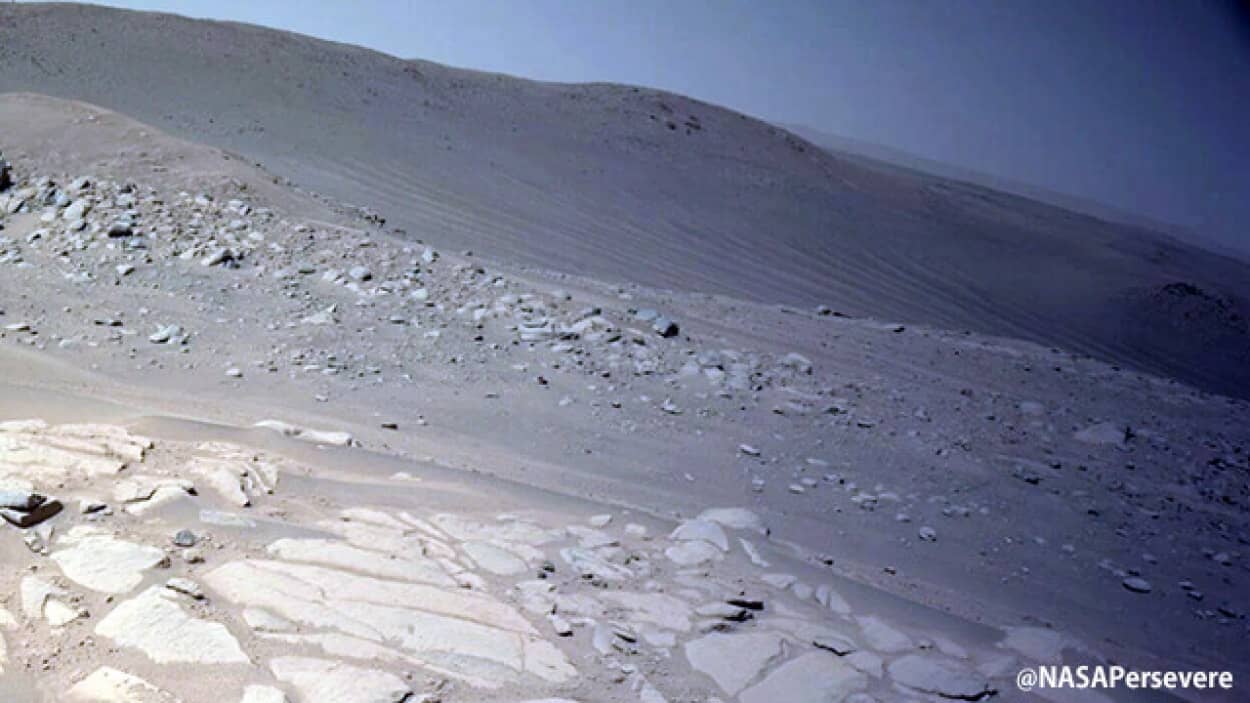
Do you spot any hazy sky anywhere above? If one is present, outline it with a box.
[83,0,1249,248]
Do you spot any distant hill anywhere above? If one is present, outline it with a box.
[783,123,1249,262]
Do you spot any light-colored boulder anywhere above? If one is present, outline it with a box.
[670,519,730,551]
[267,538,456,586]
[664,540,722,566]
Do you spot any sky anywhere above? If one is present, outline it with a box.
[73,0,1250,249]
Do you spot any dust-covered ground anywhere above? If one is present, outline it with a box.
[0,92,1246,702]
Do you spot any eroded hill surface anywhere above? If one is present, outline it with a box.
[2,4,1249,396]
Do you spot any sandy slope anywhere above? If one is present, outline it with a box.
[0,94,1247,701]
[1,3,1248,398]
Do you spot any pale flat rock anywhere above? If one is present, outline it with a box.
[887,654,993,700]
[670,519,730,551]
[857,615,914,653]
[760,573,797,589]
[240,685,287,703]
[207,559,575,684]
[0,422,140,486]
[95,586,249,664]
[261,631,430,676]
[641,627,677,648]
[322,519,430,557]
[601,591,693,632]
[697,507,767,533]
[566,525,617,549]
[125,485,195,516]
[208,559,536,633]
[433,513,561,546]
[267,538,457,586]
[933,635,969,659]
[44,423,153,462]
[269,656,409,703]
[845,650,883,678]
[766,617,860,652]
[262,628,564,690]
[512,579,558,615]
[1002,626,1068,664]
[560,547,634,581]
[65,666,178,702]
[45,598,84,626]
[243,607,295,632]
[463,540,530,575]
[685,631,785,695]
[739,652,867,703]
[664,540,722,566]
[51,528,167,594]
[21,574,62,620]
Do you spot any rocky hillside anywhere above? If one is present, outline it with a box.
[2,3,1249,398]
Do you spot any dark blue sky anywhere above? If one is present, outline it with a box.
[89,0,1250,249]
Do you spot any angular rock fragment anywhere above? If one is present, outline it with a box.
[670,519,729,551]
[95,586,249,664]
[0,497,61,527]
